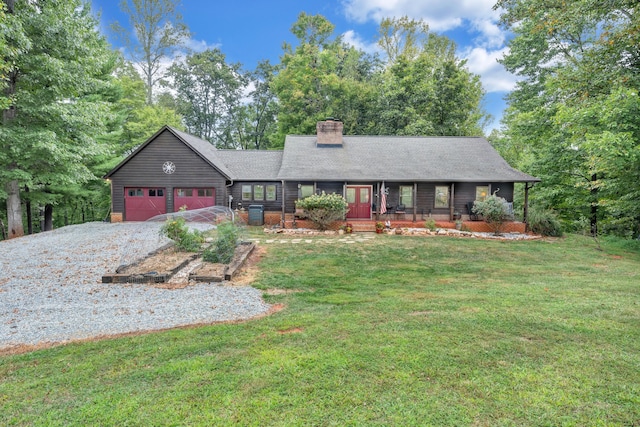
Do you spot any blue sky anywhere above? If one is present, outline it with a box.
[90,0,517,133]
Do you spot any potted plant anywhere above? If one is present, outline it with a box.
[345,223,353,234]
[375,221,384,233]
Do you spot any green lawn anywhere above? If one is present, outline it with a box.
[1,234,639,426]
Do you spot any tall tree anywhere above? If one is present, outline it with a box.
[0,0,116,238]
[113,0,190,105]
[375,17,487,136]
[496,0,640,236]
[377,16,431,64]
[271,13,378,144]
[234,60,279,150]
[109,60,183,155]
[166,48,246,147]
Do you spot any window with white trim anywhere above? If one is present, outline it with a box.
[399,186,413,208]
[476,186,489,201]
[254,185,264,201]
[242,185,252,200]
[435,186,449,208]
[266,185,277,201]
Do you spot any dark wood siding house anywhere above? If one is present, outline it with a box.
[105,121,539,227]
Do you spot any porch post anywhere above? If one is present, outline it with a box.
[376,182,380,221]
[413,182,417,222]
[449,183,455,221]
[524,182,531,232]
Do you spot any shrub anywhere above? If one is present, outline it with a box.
[527,208,563,237]
[473,195,511,235]
[424,219,436,231]
[295,192,349,230]
[160,216,203,252]
[202,221,240,264]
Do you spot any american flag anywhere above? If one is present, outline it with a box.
[380,182,387,215]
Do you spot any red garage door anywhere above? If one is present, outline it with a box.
[174,188,216,211]
[125,188,166,221]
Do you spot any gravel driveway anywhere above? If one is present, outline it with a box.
[0,222,271,352]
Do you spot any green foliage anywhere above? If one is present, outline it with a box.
[424,218,437,230]
[202,221,240,264]
[527,207,564,237]
[1,0,119,237]
[237,60,280,149]
[295,192,348,230]
[271,13,488,143]
[166,48,246,147]
[270,13,379,144]
[375,20,488,136]
[497,0,640,237]
[473,195,511,235]
[160,216,203,252]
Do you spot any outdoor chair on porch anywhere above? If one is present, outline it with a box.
[467,202,481,221]
[395,204,406,220]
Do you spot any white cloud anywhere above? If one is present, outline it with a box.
[470,18,505,49]
[460,46,519,93]
[184,37,221,53]
[342,30,380,54]
[343,0,499,29]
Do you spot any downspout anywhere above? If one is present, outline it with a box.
[226,179,234,223]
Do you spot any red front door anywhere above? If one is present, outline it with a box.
[174,188,216,211]
[346,186,372,219]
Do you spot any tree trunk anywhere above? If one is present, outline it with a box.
[25,186,32,235]
[44,204,54,231]
[6,180,24,239]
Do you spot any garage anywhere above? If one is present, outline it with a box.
[124,188,167,221]
[174,188,216,211]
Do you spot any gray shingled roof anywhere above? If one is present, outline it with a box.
[169,127,284,180]
[277,135,539,182]
[215,150,283,180]
[106,126,538,183]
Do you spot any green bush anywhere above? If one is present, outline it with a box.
[295,192,349,230]
[160,216,204,252]
[527,208,564,237]
[203,221,240,264]
[473,195,510,235]
[424,219,437,231]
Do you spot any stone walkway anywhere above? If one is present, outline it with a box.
[248,234,377,244]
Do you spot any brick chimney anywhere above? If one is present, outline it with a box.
[316,118,343,147]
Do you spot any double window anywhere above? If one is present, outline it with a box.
[242,184,277,201]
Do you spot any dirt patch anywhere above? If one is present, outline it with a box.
[277,327,304,334]
[118,249,197,276]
